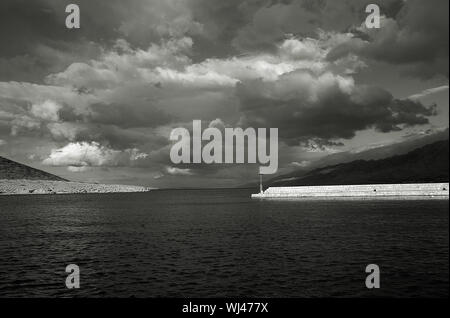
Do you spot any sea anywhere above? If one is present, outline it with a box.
[0,188,448,297]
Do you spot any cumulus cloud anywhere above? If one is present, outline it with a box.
[43,32,360,97]
[1,33,361,141]
[1,31,439,176]
[10,115,41,136]
[0,81,99,116]
[67,166,92,173]
[30,100,61,121]
[45,37,194,89]
[208,118,226,130]
[42,142,149,167]
[166,166,194,176]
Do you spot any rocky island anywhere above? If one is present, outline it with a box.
[0,156,151,195]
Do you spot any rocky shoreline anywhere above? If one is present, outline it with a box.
[0,179,152,195]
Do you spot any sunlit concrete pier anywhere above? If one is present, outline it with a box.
[251,183,449,199]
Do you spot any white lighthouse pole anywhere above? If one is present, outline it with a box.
[259,173,263,194]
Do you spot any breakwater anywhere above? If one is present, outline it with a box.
[251,183,449,199]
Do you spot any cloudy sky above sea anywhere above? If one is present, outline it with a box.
[0,0,448,188]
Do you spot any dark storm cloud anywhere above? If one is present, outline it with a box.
[0,0,119,82]
[0,0,405,65]
[2,0,445,82]
[50,124,169,150]
[0,0,65,57]
[237,72,436,145]
[0,0,138,56]
[88,102,172,129]
[0,0,200,81]
[327,0,449,79]
[231,0,404,53]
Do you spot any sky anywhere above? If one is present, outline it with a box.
[0,0,448,188]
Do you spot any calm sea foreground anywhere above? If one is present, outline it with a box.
[0,188,448,297]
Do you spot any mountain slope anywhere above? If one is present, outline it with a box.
[310,128,449,169]
[0,156,67,181]
[269,139,449,187]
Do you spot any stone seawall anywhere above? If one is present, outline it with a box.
[251,183,449,199]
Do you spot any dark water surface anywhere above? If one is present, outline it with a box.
[0,189,448,297]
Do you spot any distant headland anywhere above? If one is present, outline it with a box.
[0,156,151,195]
